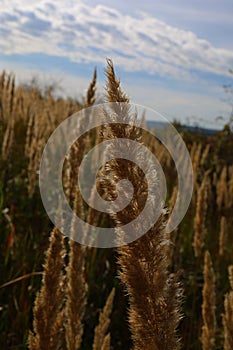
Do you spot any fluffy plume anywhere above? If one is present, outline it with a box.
[102,59,182,350]
[28,228,66,350]
[92,288,115,350]
[201,251,216,350]
[223,266,233,350]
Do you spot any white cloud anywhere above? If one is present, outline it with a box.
[1,57,230,131]
[0,0,232,130]
[0,58,95,102]
[124,80,231,128]
[0,0,233,80]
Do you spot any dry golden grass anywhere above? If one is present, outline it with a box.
[201,251,216,350]
[0,62,233,350]
[223,266,233,350]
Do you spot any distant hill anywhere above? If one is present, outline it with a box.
[147,120,219,136]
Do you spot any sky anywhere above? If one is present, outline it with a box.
[0,0,233,129]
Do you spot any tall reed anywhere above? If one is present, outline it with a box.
[223,265,233,350]
[102,59,182,350]
[201,251,216,350]
[28,227,66,350]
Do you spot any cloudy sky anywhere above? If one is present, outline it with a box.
[1,0,233,128]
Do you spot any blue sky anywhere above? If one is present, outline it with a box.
[0,0,233,128]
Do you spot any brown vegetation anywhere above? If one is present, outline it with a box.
[0,62,233,350]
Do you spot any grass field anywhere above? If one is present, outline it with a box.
[0,62,233,350]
